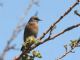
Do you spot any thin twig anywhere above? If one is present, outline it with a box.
[48,25,56,39]
[16,23,80,60]
[74,10,80,17]
[49,23,80,40]
[33,23,80,50]
[20,0,35,21]
[15,1,80,60]
[0,45,16,60]
[56,38,80,60]
[39,1,79,40]
[0,0,37,60]
[56,49,74,60]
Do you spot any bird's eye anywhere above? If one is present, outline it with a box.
[34,18,38,20]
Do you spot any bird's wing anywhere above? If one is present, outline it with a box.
[24,22,38,41]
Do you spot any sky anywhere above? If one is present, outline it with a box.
[0,0,80,60]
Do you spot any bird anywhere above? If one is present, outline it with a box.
[24,16,42,41]
[21,16,42,51]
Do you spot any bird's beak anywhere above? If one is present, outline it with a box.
[38,19,43,21]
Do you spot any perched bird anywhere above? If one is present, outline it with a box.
[24,16,42,41]
[21,16,42,51]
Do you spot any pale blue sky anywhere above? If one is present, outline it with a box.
[0,0,80,60]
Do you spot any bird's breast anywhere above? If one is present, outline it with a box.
[28,22,38,31]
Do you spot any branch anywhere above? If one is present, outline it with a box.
[56,49,74,60]
[78,0,80,2]
[56,38,80,60]
[16,1,80,59]
[0,44,16,60]
[48,26,56,39]
[49,23,80,40]
[32,23,80,50]
[16,23,80,60]
[39,1,79,40]
[0,0,38,60]
[20,0,39,21]
[74,10,80,17]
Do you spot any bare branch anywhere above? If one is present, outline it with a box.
[74,10,80,17]
[16,23,80,60]
[56,49,74,60]
[77,0,80,2]
[39,1,79,40]
[49,23,80,40]
[36,23,80,49]
[48,25,56,39]
[0,0,38,60]
[15,1,80,60]
[64,45,68,53]
[0,45,16,60]
[56,39,80,60]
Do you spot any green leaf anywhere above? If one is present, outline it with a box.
[34,40,40,44]
[32,51,42,58]
[22,55,27,60]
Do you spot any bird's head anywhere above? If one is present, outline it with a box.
[28,16,42,23]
